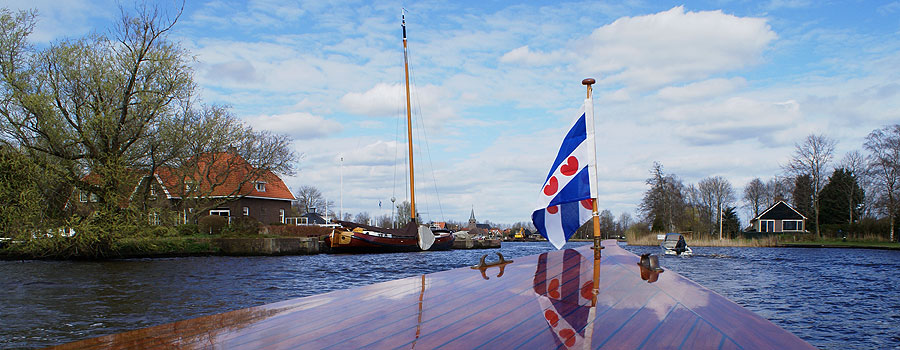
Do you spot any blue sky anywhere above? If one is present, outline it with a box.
[7,0,900,226]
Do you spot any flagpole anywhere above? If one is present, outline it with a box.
[583,77,601,350]
[583,78,603,259]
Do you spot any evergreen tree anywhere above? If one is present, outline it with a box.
[722,206,741,238]
[819,168,864,225]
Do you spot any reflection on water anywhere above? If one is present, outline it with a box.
[623,244,900,350]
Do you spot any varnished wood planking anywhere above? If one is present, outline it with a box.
[48,241,816,350]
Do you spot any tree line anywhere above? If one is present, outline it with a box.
[626,128,899,241]
[0,6,297,257]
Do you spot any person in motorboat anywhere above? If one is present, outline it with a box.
[675,235,687,255]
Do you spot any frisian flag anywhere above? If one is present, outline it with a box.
[532,99,597,249]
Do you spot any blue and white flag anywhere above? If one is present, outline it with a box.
[532,99,597,249]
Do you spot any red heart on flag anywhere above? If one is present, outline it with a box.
[544,310,559,327]
[543,176,558,196]
[581,281,595,299]
[581,199,592,210]
[560,156,579,176]
[560,328,577,347]
[547,205,559,214]
[548,278,560,299]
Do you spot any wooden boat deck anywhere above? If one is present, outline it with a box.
[48,240,814,349]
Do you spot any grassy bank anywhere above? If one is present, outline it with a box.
[780,240,900,249]
[1,234,324,260]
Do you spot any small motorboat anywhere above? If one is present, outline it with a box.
[660,233,692,256]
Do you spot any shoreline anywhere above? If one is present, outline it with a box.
[623,240,900,250]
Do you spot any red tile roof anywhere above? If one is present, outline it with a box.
[154,152,294,201]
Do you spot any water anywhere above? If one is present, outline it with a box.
[1,242,899,349]
[623,245,900,350]
[0,242,578,349]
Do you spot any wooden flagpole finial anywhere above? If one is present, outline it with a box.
[582,78,595,99]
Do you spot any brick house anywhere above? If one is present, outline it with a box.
[130,152,295,225]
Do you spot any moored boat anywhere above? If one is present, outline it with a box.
[325,220,454,253]
[326,11,452,254]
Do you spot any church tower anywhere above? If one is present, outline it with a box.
[468,207,477,229]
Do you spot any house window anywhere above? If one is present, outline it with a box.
[148,211,160,226]
[183,208,195,225]
[243,207,249,216]
[783,220,802,231]
[255,182,267,192]
[280,209,285,224]
[210,209,230,217]
[185,180,195,193]
[760,220,775,233]
[79,192,88,203]
[89,193,99,202]
[149,186,157,199]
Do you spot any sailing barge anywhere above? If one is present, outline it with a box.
[326,10,455,253]
[47,240,814,349]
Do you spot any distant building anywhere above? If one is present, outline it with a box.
[748,201,807,233]
[467,207,491,230]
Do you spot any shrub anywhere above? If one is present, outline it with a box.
[223,216,261,236]
[150,226,177,238]
[176,224,199,236]
[198,215,228,235]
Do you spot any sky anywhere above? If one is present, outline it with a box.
[6,0,900,226]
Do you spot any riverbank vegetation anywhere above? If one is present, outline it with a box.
[620,128,900,246]
[0,5,298,259]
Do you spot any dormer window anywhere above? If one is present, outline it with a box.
[255,182,266,192]
[184,180,194,193]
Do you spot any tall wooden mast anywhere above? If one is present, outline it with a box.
[402,10,416,224]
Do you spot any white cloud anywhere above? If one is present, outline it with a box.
[662,97,802,146]
[340,83,405,117]
[576,6,776,89]
[499,45,569,66]
[244,112,342,140]
[657,78,747,102]
[341,140,399,167]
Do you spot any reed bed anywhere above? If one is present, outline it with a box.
[625,234,780,247]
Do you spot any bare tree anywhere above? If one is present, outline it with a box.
[698,176,735,239]
[785,134,836,238]
[376,214,394,228]
[864,125,900,242]
[354,212,371,225]
[743,178,766,219]
[599,209,616,239]
[295,185,327,214]
[764,176,792,206]
[617,212,633,238]
[639,162,686,232]
[841,150,874,219]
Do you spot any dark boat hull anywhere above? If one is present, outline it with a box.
[326,230,455,253]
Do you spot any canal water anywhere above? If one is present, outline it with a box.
[1,242,899,349]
